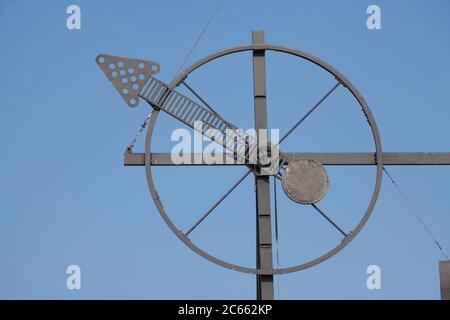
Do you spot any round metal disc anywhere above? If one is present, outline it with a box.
[282,159,329,204]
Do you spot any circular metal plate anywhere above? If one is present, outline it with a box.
[282,159,329,204]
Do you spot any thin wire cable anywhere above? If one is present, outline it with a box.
[274,177,280,246]
[173,0,225,79]
[127,1,224,149]
[126,109,153,151]
[383,167,448,260]
[273,176,281,299]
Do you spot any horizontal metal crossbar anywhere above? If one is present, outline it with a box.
[284,152,450,165]
[124,152,245,166]
[124,152,450,166]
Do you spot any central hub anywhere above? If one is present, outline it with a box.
[257,143,273,167]
[282,159,329,204]
[254,142,280,176]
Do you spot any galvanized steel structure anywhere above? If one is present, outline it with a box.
[97,31,450,300]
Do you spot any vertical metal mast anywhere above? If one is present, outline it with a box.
[440,261,450,300]
[252,30,274,300]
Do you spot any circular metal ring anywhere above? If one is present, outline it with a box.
[145,44,383,275]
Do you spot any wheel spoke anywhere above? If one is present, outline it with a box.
[185,169,252,236]
[311,203,347,237]
[278,82,340,145]
[181,81,232,127]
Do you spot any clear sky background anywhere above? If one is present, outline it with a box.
[1,0,450,299]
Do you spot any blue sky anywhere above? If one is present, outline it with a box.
[1,0,449,299]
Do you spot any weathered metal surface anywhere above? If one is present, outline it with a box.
[282,159,329,204]
[283,152,450,165]
[138,73,261,164]
[125,152,450,166]
[99,29,450,302]
[138,75,284,173]
[124,152,146,166]
[124,152,246,166]
[440,260,450,300]
[252,30,274,300]
[96,54,160,108]
[141,41,384,275]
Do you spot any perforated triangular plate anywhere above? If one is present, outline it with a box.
[96,54,160,108]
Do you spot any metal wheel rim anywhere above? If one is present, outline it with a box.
[145,44,383,275]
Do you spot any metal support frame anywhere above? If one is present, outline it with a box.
[440,260,450,300]
[124,152,450,166]
[252,30,274,300]
[98,29,450,299]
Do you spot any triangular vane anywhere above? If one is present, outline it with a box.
[96,54,160,108]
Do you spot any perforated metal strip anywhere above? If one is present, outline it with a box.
[139,77,250,158]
